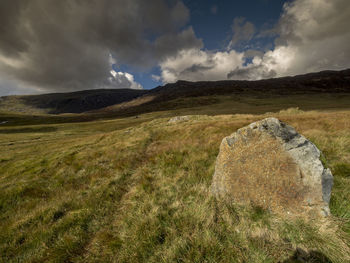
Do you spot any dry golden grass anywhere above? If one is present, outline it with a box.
[0,108,350,262]
[214,133,311,215]
[97,95,157,112]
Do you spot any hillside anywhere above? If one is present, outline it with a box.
[1,108,350,262]
[1,69,350,116]
[1,69,350,262]
[98,69,350,116]
[148,69,350,99]
[0,89,147,114]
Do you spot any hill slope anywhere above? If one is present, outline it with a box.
[149,68,350,99]
[89,69,350,120]
[1,109,350,262]
[1,70,350,262]
[0,89,147,114]
[1,69,350,115]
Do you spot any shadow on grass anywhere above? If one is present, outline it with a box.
[0,126,57,133]
[282,247,332,263]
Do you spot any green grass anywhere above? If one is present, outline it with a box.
[2,93,350,127]
[1,109,350,262]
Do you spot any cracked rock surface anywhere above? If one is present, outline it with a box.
[211,117,333,217]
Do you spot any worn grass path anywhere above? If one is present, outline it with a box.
[1,109,350,262]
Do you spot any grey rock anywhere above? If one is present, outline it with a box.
[211,117,333,217]
[168,116,190,123]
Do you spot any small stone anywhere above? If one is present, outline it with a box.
[168,116,190,123]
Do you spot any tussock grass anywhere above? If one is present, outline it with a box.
[1,109,350,262]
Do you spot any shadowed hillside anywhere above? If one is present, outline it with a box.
[101,69,350,113]
[149,69,350,99]
[1,69,350,115]
[0,89,147,114]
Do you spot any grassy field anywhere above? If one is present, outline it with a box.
[1,106,350,262]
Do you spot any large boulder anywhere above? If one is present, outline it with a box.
[211,117,333,217]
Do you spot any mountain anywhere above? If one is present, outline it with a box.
[96,68,350,116]
[1,69,350,115]
[149,69,350,99]
[1,70,350,262]
[0,89,147,114]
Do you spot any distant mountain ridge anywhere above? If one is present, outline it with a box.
[0,89,147,114]
[96,68,350,116]
[1,69,350,114]
[149,68,350,99]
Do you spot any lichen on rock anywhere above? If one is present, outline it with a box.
[211,117,333,217]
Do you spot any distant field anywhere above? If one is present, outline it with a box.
[2,93,350,128]
[1,106,350,262]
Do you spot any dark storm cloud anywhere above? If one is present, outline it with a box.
[0,0,29,57]
[0,0,202,93]
[154,27,203,60]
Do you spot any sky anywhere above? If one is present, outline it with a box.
[0,0,349,96]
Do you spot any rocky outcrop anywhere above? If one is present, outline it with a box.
[211,117,333,217]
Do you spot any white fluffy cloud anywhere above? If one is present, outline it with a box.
[245,0,350,78]
[157,0,350,83]
[157,48,244,83]
[107,54,143,90]
[108,70,143,90]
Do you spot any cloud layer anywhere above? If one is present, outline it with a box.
[245,0,350,78]
[109,70,143,90]
[158,49,244,83]
[227,17,256,50]
[157,0,350,83]
[1,0,350,95]
[0,0,201,95]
